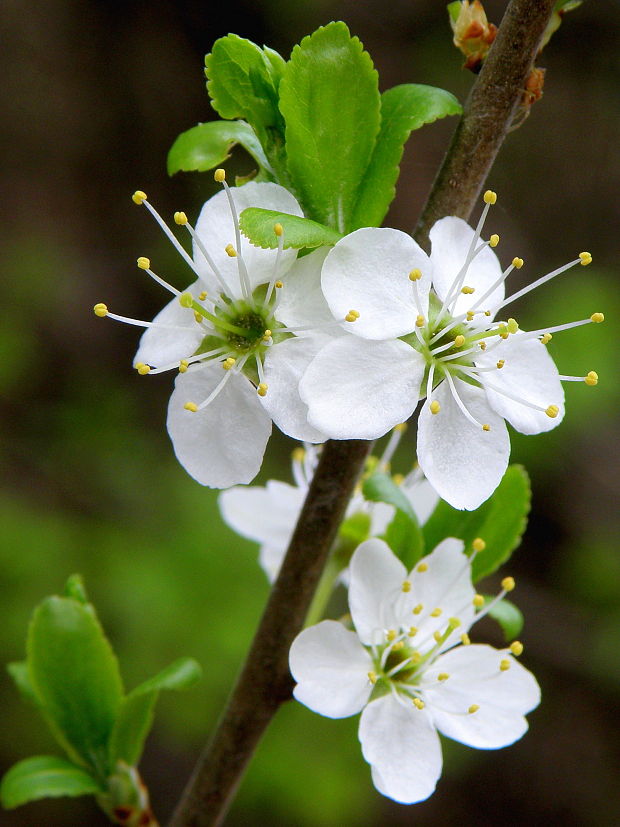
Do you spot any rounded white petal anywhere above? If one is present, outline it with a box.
[402,474,440,525]
[417,378,510,510]
[261,336,328,443]
[300,336,424,440]
[359,694,442,804]
[276,247,334,330]
[166,363,271,487]
[475,333,565,435]
[321,227,431,340]
[218,480,303,549]
[430,216,504,317]
[349,539,408,646]
[290,620,374,719]
[422,643,541,749]
[134,281,205,368]
[193,182,303,296]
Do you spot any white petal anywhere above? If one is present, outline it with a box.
[300,337,424,440]
[417,378,510,510]
[422,644,541,749]
[321,228,431,339]
[475,333,565,434]
[261,336,328,443]
[166,363,271,487]
[402,475,440,525]
[359,694,442,804]
[193,182,303,297]
[134,281,205,368]
[430,217,504,317]
[218,480,303,548]
[349,539,407,646]
[276,248,334,330]
[258,544,287,583]
[290,620,374,718]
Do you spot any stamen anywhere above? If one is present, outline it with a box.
[495,257,584,312]
[444,371,485,429]
[266,223,285,303]
[217,170,253,299]
[136,257,180,296]
[379,423,407,470]
[183,221,232,296]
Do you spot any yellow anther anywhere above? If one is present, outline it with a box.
[468,704,480,714]
[507,318,519,334]
[413,604,424,615]
[482,424,491,432]
[179,360,189,374]
[484,190,497,205]
[274,222,283,237]
[214,168,226,183]
[275,280,283,289]
[467,310,475,321]
[437,673,450,682]
[430,400,441,415]
[386,629,397,642]
[454,334,465,347]
[392,641,405,651]
[417,562,428,573]
[194,312,203,323]
[262,329,272,342]
[473,594,485,608]
[394,422,407,433]
[540,332,553,344]
[344,308,361,323]
[479,341,487,350]
[484,310,491,317]
[489,234,499,247]
[413,698,425,710]
[257,383,268,397]
[409,626,418,637]
[174,211,188,226]
[499,659,511,672]
[292,447,306,463]
[472,537,486,552]
[368,671,377,684]
[430,608,442,618]
[416,314,425,327]
[179,292,193,308]
[184,402,198,412]
[448,617,461,629]
[512,257,524,269]
[501,576,516,592]
[585,371,598,386]
[411,651,422,664]
[461,286,475,295]
[136,363,151,376]
[223,357,236,370]
[225,243,237,257]
[546,404,559,418]
[93,302,108,317]
[510,641,524,656]
[402,580,411,593]
[132,190,147,204]
[433,630,443,642]
[579,251,592,265]
[136,256,151,270]
[591,312,604,323]
[461,633,471,645]
[409,268,422,281]
[392,473,405,485]
[496,359,505,369]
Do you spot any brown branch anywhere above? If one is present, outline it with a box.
[169,2,557,824]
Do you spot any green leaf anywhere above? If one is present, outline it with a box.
[384,510,425,570]
[279,22,380,231]
[239,207,342,249]
[27,596,124,775]
[108,658,201,767]
[422,465,531,582]
[362,472,418,523]
[7,661,39,706]
[485,597,524,641]
[447,2,462,24]
[63,573,88,604]
[167,121,271,176]
[0,756,102,809]
[351,84,462,229]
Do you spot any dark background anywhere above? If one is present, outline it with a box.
[1,1,619,824]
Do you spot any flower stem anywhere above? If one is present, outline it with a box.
[168,2,558,824]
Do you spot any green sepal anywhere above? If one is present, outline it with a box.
[485,597,524,642]
[167,121,272,177]
[278,22,380,231]
[0,756,102,809]
[422,465,531,582]
[239,207,342,249]
[108,658,202,767]
[384,510,425,570]
[27,595,124,776]
[351,84,462,229]
[7,661,39,707]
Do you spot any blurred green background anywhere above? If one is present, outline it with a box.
[1,0,619,824]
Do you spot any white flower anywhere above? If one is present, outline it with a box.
[219,433,439,581]
[300,191,602,509]
[94,175,342,488]
[289,538,540,804]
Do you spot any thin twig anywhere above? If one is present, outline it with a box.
[169,1,557,824]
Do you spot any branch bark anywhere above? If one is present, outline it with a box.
[169,1,557,824]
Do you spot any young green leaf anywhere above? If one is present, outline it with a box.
[239,207,342,249]
[7,661,39,707]
[351,84,462,229]
[422,465,531,582]
[27,596,124,776]
[278,22,380,231]
[0,756,102,809]
[384,510,425,570]
[108,658,201,767]
[485,597,524,642]
[362,472,417,523]
[63,574,88,604]
[167,121,271,176]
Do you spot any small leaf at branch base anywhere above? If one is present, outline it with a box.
[167,121,271,176]
[0,756,102,809]
[239,208,342,249]
[485,597,524,642]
